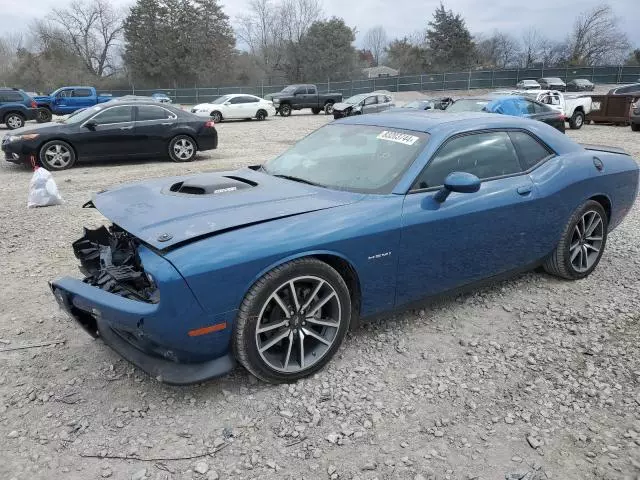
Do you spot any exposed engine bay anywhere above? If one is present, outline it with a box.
[72,225,159,303]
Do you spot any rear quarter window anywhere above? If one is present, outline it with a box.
[0,91,25,102]
[508,131,553,170]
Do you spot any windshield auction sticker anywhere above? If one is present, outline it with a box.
[377,131,419,146]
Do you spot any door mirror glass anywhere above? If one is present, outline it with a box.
[434,172,481,203]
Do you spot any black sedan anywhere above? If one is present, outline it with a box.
[566,79,595,92]
[446,96,565,133]
[2,101,217,170]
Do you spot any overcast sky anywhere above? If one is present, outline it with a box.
[1,0,638,48]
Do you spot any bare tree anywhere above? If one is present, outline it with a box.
[520,28,542,67]
[40,0,123,77]
[539,38,568,67]
[475,31,520,68]
[236,0,322,80]
[567,4,630,65]
[0,33,24,83]
[363,25,387,66]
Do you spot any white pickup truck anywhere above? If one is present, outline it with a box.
[493,89,593,129]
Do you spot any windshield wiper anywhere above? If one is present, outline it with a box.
[272,174,324,187]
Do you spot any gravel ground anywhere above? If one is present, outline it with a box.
[1,103,639,480]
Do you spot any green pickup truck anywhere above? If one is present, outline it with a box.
[268,84,343,116]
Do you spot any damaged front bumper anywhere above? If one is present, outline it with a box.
[50,226,236,385]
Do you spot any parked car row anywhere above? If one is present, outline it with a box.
[2,99,218,170]
[516,78,596,92]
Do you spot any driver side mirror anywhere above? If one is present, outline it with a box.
[223,102,231,106]
[433,172,481,203]
[83,120,97,130]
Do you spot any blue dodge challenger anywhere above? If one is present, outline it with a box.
[50,112,639,384]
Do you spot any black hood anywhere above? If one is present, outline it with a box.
[5,122,66,136]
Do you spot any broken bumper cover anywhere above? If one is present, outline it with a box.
[51,277,236,385]
[50,235,237,385]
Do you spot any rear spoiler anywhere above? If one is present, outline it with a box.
[581,144,629,156]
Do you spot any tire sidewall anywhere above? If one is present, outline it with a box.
[169,135,196,162]
[571,111,584,129]
[211,111,222,123]
[561,201,608,279]
[235,260,351,383]
[324,103,334,115]
[39,140,76,170]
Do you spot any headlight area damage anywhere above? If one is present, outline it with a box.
[72,225,159,303]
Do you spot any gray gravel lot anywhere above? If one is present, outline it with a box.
[1,105,639,480]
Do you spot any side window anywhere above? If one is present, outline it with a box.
[508,131,553,170]
[137,105,173,121]
[91,106,133,124]
[1,91,23,102]
[364,96,377,106]
[412,131,522,190]
[242,96,258,103]
[378,95,388,104]
[295,87,306,95]
[57,90,72,98]
[307,86,317,95]
[532,101,551,114]
[229,96,244,104]
[73,89,92,97]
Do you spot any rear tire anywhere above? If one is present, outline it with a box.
[543,200,608,280]
[233,258,351,383]
[39,140,76,170]
[632,122,640,132]
[210,111,222,123]
[569,110,584,129]
[36,108,53,123]
[4,112,25,130]
[324,102,334,115]
[168,135,197,162]
[311,108,321,115]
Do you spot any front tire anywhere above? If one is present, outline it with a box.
[569,110,584,129]
[632,122,640,132]
[233,258,351,383]
[279,104,292,117]
[210,111,222,123]
[39,140,76,170]
[311,108,321,115]
[324,102,334,115]
[543,200,608,280]
[168,135,196,162]
[4,112,25,130]
[256,109,267,121]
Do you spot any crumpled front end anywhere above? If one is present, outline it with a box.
[50,225,236,384]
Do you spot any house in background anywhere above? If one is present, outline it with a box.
[362,66,399,78]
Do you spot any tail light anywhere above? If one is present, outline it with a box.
[204,121,215,128]
[31,100,37,108]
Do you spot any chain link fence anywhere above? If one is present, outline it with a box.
[104,65,640,105]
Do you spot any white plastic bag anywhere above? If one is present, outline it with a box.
[27,167,63,208]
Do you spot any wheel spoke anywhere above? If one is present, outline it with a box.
[271,292,291,318]
[582,245,588,269]
[257,320,289,334]
[580,216,586,236]
[283,331,294,369]
[584,243,600,253]
[298,329,305,369]
[308,292,336,317]
[584,212,595,236]
[301,280,324,311]
[302,327,332,346]
[305,317,340,328]
[289,281,300,311]
[570,241,580,252]
[586,235,603,241]
[259,329,290,353]
[570,245,581,262]
[585,216,602,236]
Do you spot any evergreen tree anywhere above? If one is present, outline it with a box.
[426,3,475,71]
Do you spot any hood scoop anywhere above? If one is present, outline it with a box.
[165,175,256,196]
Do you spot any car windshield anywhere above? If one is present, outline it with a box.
[523,80,537,85]
[282,86,297,93]
[211,95,231,105]
[262,124,429,194]
[58,105,104,124]
[446,99,489,113]
[404,101,431,109]
[344,94,368,105]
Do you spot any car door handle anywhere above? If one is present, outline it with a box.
[120,126,133,130]
[161,122,173,125]
[516,185,532,195]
